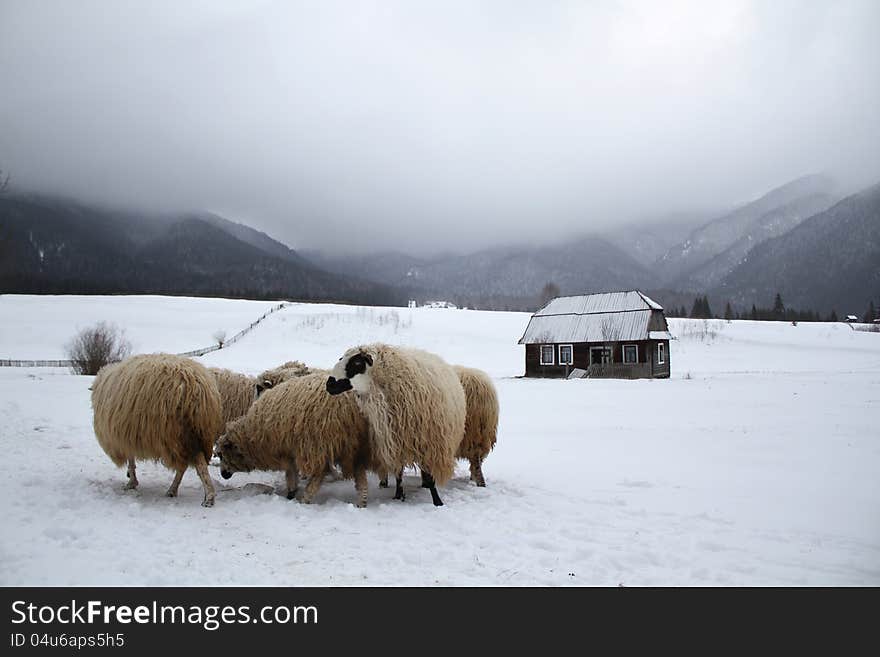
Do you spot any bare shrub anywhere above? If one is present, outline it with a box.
[66,322,132,375]
[212,329,227,347]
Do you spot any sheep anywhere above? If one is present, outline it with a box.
[452,365,499,487]
[377,365,499,490]
[91,353,223,507]
[250,361,343,482]
[209,367,259,426]
[326,344,466,506]
[254,360,315,398]
[215,372,374,507]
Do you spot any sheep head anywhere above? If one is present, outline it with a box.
[215,418,255,478]
[326,348,374,396]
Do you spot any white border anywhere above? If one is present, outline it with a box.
[540,344,555,365]
[558,343,574,365]
[657,342,665,364]
[623,343,638,364]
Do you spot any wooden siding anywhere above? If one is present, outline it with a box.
[525,338,670,379]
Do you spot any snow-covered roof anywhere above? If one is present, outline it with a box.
[518,290,665,344]
[535,290,662,316]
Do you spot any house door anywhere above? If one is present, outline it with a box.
[590,346,612,365]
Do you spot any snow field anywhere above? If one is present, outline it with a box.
[0,295,878,585]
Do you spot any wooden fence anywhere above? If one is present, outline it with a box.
[0,302,291,368]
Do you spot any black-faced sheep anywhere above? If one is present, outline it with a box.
[215,372,374,507]
[91,354,222,507]
[326,344,466,506]
[452,365,499,487]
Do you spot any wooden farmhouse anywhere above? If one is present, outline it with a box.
[518,290,672,379]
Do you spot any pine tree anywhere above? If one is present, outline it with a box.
[723,302,733,321]
[773,293,785,319]
[751,304,758,321]
[690,297,701,319]
[829,309,838,322]
[703,296,713,319]
[864,301,876,324]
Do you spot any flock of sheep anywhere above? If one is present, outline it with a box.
[90,344,499,508]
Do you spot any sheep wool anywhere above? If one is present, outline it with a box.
[216,372,374,507]
[328,344,466,496]
[255,360,315,397]
[91,353,223,506]
[453,365,499,487]
[209,367,258,426]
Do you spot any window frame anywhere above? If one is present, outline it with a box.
[657,342,666,365]
[558,344,574,365]
[623,344,639,364]
[539,344,555,365]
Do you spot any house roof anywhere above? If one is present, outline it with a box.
[518,290,665,344]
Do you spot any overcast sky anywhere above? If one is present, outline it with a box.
[1,0,879,254]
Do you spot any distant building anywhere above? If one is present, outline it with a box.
[845,315,859,323]
[424,300,458,309]
[518,290,671,379]
[408,299,417,308]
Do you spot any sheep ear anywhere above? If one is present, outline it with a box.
[363,354,373,366]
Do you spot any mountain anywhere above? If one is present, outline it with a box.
[0,195,404,305]
[307,236,656,310]
[714,181,880,315]
[675,191,838,290]
[654,175,838,289]
[604,211,713,267]
[196,211,312,267]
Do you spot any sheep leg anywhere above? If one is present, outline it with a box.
[124,459,139,490]
[378,467,389,488]
[420,469,431,488]
[194,452,216,508]
[469,457,486,487]
[166,466,186,497]
[422,470,444,506]
[302,471,323,504]
[285,463,299,500]
[393,469,406,501]
[354,463,368,508]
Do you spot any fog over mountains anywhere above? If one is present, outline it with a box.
[2,173,877,316]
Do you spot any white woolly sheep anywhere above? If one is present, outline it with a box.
[91,353,223,506]
[209,367,259,427]
[215,372,375,507]
[326,343,466,506]
[452,365,499,487]
[377,364,499,490]
[254,360,315,398]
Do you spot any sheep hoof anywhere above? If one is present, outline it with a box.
[356,500,367,508]
[287,489,298,500]
[379,478,389,488]
[393,491,406,501]
[124,481,138,490]
[476,481,486,488]
[433,499,444,507]
[202,497,215,508]
[165,490,177,498]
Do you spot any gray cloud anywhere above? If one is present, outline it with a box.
[1,0,879,254]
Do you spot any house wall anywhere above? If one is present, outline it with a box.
[524,339,670,379]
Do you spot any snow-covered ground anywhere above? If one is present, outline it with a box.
[1,294,878,585]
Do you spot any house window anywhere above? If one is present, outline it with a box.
[558,344,573,365]
[623,344,638,364]
[658,343,665,364]
[590,346,612,365]
[540,344,555,365]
